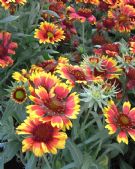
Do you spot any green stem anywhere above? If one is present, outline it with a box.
[43,155,52,169]
[82,22,85,53]
[91,111,103,130]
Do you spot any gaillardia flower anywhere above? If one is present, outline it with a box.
[103,100,135,144]
[68,6,96,24]
[12,69,28,83]
[34,21,65,44]
[82,55,122,81]
[37,57,69,73]
[27,72,80,129]
[108,4,135,32]
[56,64,88,86]
[75,0,99,5]
[16,118,67,156]
[0,0,27,10]
[11,86,27,104]
[0,31,18,68]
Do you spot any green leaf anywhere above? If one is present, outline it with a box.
[0,156,4,169]
[25,154,37,169]
[66,139,83,168]
[1,140,21,163]
[61,162,76,169]
[0,15,20,23]
[98,155,108,169]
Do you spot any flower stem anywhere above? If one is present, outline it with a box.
[43,155,52,169]
[82,22,85,53]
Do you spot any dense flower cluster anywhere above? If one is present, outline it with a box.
[1,0,135,167]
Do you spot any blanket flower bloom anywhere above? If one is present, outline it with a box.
[37,57,69,73]
[16,118,67,156]
[0,0,27,10]
[68,6,96,24]
[56,64,88,86]
[27,72,80,129]
[75,0,99,5]
[11,86,27,104]
[0,31,18,68]
[103,100,135,144]
[108,4,135,32]
[82,56,122,81]
[34,21,65,44]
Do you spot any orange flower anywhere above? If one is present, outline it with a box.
[0,32,18,68]
[108,5,135,32]
[0,0,27,10]
[34,21,65,44]
[27,72,80,129]
[103,100,135,144]
[16,118,67,156]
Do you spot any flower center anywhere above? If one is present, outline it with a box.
[68,69,86,81]
[119,115,130,126]
[45,98,65,114]
[77,8,92,18]
[119,14,128,23]
[47,32,54,39]
[12,87,27,103]
[15,90,25,99]
[33,123,54,142]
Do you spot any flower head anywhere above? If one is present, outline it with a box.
[103,100,135,144]
[82,55,122,81]
[16,118,67,156]
[27,72,80,129]
[11,86,27,104]
[81,83,117,110]
[0,32,18,68]
[34,21,65,44]
[68,6,96,24]
[56,64,88,86]
[0,0,27,10]
[37,57,69,73]
[108,5,135,32]
[75,0,99,5]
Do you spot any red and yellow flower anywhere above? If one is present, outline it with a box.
[27,72,80,129]
[12,65,44,83]
[82,56,122,81]
[56,64,88,86]
[75,0,99,5]
[34,21,65,44]
[16,118,67,156]
[37,57,69,73]
[108,4,135,32]
[103,100,135,144]
[0,0,27,10]
[102,0,123,8]
[0,31,18,68]
[11,86,27,104]
[67,6,96,24]
[94,43,120,57]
